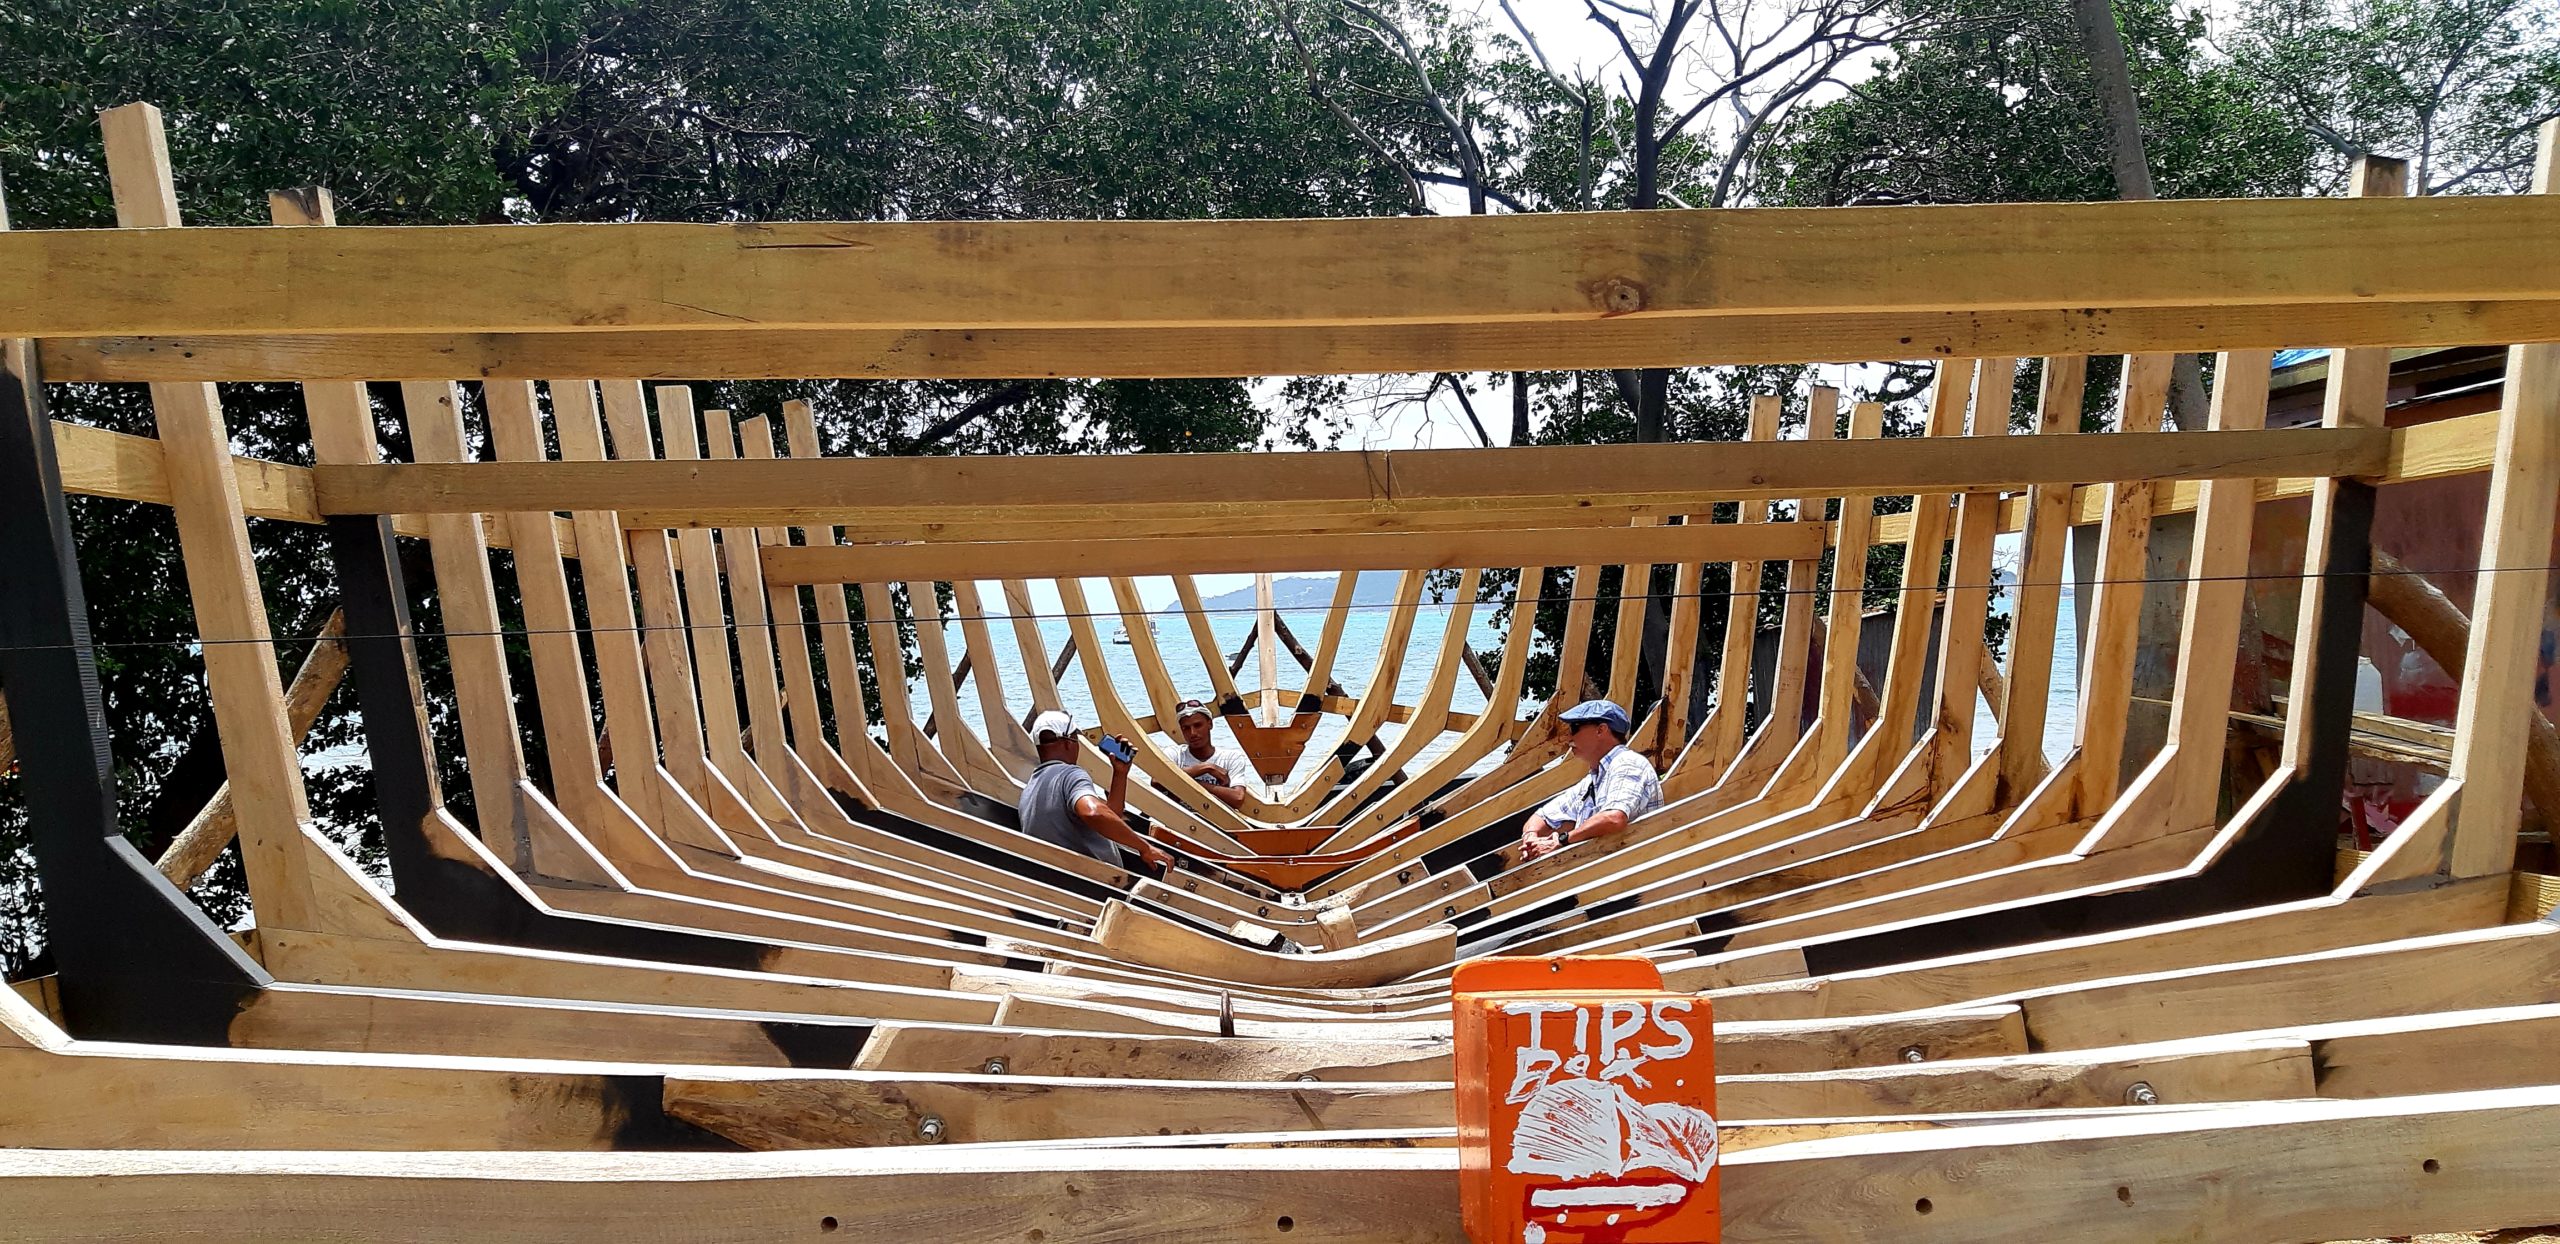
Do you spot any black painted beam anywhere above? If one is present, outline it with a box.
[0,347,269,1042]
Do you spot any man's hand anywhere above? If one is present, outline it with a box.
[1138,841,1174,873]
[1199,764,1231,786]
[1104,734,1136,773]
[1520,830,1566,860]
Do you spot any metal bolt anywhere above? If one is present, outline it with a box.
[982,1058,1008,1076]
[1900,1046,1925,1064]
[1258,905,1270,917]
[1444,905,1457,917]
[1184,880,1199,893]
[1296,1073,1321,1084]
[2125,1081,2160,1107]
[915,1114,948,1143]
[1398,869,1413,885]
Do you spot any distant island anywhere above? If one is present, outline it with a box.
[1162,571,1407,615]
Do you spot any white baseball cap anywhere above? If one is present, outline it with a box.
[1031,709,1076,742]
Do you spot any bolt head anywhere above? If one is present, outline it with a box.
[982,1058,1008,1075]
[916,1115,947,1142]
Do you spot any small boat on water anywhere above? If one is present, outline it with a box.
[1111,618,1160,645]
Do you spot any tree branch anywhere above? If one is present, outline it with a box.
[908,381,1038,450]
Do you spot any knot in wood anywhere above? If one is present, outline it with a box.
[1590,278,1648,315]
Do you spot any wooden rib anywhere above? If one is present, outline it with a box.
[1917,358,2018,812]
[400,380,542,861]
[1995,358,2084,805]
[2069,352,2174,813]
[1169,576,1250,714]
[97,103,331,934]
[2363,125,2560,883]
[2081,352,2273,850]
[1303,570,1483,832]
[1689,394,1785,777]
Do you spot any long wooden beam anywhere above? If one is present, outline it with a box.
[10,195,2560,339]
[761,523,1822,583]
[1871,406,2502,545]
[314,426,2386,526]
[42,297,2560,380]
[11,1087,2560,1242]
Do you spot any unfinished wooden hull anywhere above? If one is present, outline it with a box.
[2,105,2559,1241]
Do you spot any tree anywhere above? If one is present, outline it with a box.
[2225,0,2560,195]
[0,0,1429,974]
[1502,0,1943,439]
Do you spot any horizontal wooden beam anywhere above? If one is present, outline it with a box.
[48,418,577,556]
[1870,411,2497,544]
[312,427,2387,526]
[10,197,2560,341]
[761,523,1824,584]
[40,300,2560,380]
[9,1087,2560,1241]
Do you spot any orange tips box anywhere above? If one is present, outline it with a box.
[1453,956,1719,1244]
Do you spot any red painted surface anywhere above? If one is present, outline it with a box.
[1455,956,1720,1244]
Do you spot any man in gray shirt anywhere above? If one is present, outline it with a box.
[1021,709,1172,874]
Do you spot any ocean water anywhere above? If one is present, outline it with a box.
[911,595,1515,792]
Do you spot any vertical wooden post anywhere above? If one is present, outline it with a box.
[265,188,449,889]
[2255,157,2408,887]
[1255,572,1281,726]
[0,168,269,1039]
[2442,122,2560,879]
[97,103,324,933]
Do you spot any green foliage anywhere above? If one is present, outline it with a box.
[2224,0,2560,195]
[1755,0,2315,208]
[0,0,1425,974]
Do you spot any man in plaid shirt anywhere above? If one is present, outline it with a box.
[1518,699,1661,862]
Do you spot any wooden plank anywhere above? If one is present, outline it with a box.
[154,609,349,888]
[16,1088,2560,1241]
[1091,901,1453,990]
[1691,395,1785,775]
[764,522,1822,583]
[664,1071,1447,1148]
[97,102,326,934]
[1996,357,2084,804]
[1922,358,2017,787]
[2068,353,2172,812]
[400,380,537,858]
[2083,351,2273,849]
[316,426,2390,525]
[14,194,2560,337]
[47,297,2560,381]
[1695,877,2506,1022]
[2441,122,2560,877]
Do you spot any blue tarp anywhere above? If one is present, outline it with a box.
[2270,347,2328,370]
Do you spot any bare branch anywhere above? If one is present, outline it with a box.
[1581,0,1650,71]
[1274,0,1431,213]
[1497,0,1590,105]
